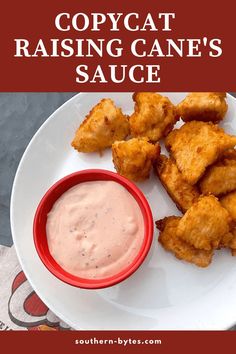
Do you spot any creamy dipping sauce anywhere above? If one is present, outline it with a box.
[46,181,144,279]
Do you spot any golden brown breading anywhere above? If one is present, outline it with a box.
[177,92,228,123]
[71,98,129,152]
[220,191,236,221]
[112,138,160,182]
[156,216,213,267]
[155,155,200,213]
[129,92,179,142]
[219,229,236,256]
[176,195,232,251]
[199,150,236,196]
[165,121,236,185]
[221,149,236,160]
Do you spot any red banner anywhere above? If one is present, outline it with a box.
[1,331,236,354]
[1,0,235,91]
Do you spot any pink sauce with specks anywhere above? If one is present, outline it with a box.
[46,181,144,279]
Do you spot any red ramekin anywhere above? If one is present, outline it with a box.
[33,169,153,289]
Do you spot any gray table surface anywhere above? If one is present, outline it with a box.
[0,92,236,329]
[0,93,76,246]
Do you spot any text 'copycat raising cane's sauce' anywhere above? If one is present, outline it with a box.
[46,181,144,279]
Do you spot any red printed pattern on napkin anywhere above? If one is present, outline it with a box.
[8,271,70,331]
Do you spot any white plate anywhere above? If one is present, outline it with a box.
[11,93,236,330]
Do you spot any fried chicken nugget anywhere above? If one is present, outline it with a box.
[176,195,232,251]
[112,138,160,182]
[220,190,236,255]
[231,229,236,256]
[165,121,236,185]
[220,191,236,221]
[199,150,236,196]
[71,98,129,152]
[156,155,200,213]
[177,92,228,123]
[156,216,213,267]
[129,92,179,142]
[220,229,236,256]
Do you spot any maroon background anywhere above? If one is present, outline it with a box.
[0,0,235,91]
[1,331,236,353]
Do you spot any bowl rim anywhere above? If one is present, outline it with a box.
[33,169,153,289]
